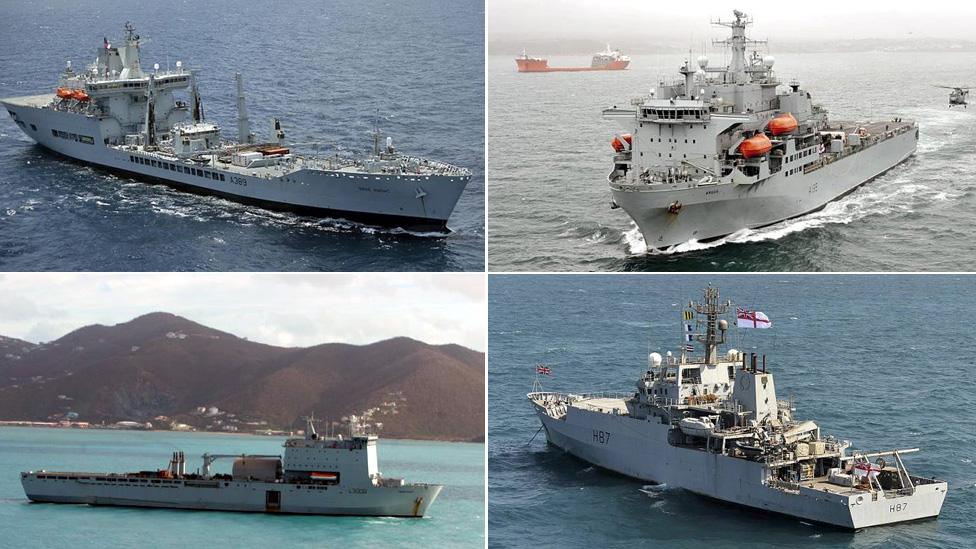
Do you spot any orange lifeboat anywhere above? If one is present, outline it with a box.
[738,133,772,158]
[71,89,90,101]
[56,87,74,99]
[767,113,798,136]
[611,134,633,152]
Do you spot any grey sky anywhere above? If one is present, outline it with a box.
[488,0,976,44]
[0,273,486,351]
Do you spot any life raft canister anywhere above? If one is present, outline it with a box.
[738,133,772,158]
[611,134,633,152]
[767,112,798,136]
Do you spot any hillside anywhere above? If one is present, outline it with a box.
[0,313,484,442]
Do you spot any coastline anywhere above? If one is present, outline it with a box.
[0,423,484,444]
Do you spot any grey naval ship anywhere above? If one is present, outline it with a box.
[1,24,470,232]
[21,417,442,517]
[603,11,917,250]
[529,287,946,529]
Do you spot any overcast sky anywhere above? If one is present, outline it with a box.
[0,274,485,351]
[488,0,976,43]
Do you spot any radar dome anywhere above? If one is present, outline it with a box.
[666,350,673,358]
[697,55,709,69]
[649,352,663,367]
[763,55,775,68]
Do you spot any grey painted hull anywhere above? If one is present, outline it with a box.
[21,473,442,517]
[532,402,946,529]
[611,128,917,250]
[2,98,468,231]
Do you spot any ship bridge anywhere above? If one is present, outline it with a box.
[639,99,709,123]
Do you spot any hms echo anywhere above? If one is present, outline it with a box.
[603,11,917,250]
[21,417,442,517]
[529,286,946,530]
[1,24,470,232]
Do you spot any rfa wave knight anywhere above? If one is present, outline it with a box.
[21,417,442,517]
[603,11,916,250]
[1,23,470,232]
[529,286,946,529]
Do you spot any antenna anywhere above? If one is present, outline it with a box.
[691,285,730,364]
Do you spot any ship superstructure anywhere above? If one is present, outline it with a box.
[603,11,916,250]
[1,23,470,231]
[21,416,442,517]
[528,286,946,529]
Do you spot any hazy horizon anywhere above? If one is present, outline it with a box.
[488,0,976,53]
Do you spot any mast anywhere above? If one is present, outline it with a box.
[236,72,253,144]
[190,70,204,122]
[303,415,317,439]
[145,74,156,147]
[711,10,766,83]
[690,285,730,364]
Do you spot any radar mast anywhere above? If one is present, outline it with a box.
[690,285,730,364]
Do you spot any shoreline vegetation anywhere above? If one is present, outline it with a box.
[0,422,485,443]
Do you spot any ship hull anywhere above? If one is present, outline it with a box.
[3,96,467,232]
[531,400,946,529]
[610,126,917,250]
[21,473,442,517]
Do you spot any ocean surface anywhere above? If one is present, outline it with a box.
[0,0,484,272]
[487,52,976,271]
[488,274,976,548]
[0,428,484,548]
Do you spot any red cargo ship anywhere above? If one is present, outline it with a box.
[515,45,631,73]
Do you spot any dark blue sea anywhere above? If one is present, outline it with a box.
[0,428,485,548]
[0,0,484,272]
[489,274,976,548]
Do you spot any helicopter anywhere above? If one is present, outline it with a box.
[933,85,971,108]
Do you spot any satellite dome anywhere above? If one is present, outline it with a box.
[695,69,706,79]
[697,55,709,69]
[718,319,728,331]
[649,352,663,367]
[726,348,739,361]
[763,55,775,68]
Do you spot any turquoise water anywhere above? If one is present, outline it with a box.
[0,428,484,548]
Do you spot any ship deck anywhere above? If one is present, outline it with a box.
[1,94,55,108]
[801,477,869,495]
[574,397,628,415]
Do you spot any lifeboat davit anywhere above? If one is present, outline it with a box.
[738,133,772,158]
[56,87,74,99]
[768,112,798,136]
[611,134,632,152]
[71,89,90,101]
